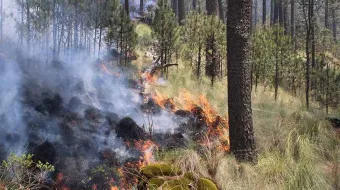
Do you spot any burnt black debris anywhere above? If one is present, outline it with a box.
[141,98,162,114]
[116,117,146,141]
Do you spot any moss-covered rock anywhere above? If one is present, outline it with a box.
[197,178,218,190]
[140,163,219,190]
[162,177,192,190]
[141,163,182,179]
[148,178,165,189]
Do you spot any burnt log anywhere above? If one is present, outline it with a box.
[116,117,146,141]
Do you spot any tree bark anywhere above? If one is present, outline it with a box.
[227,0,257,162]
[283,2,289,35]
[178,0,185,24]
[0,0,3,44]
[125,0,129,16]
[271,0,274,25]
[172,0,178,16]
[26,0,31,54]
[332,7,337,41]
[273,0,279,24]
[262,0,266,25]
[254,0,258,28]
[206,0,219,85]
[140,0,144,15]
[291,0,296,49]
[311,0,316,94]
[74,1,79,51]
[193,0,197,10]
[218,0,225,22]
[207,0,219,15]
[325,0,329,29]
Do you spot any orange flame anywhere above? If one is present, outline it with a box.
[152,91,176,111]
[110,186,119,190]
[135,140,157,166]
[55,172,71,190]
[142,72,158,83]
[152,89,230,151]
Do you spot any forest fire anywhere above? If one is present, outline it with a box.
[135,140,157,166]
[151,88,230,151]
[141,72,158,83]
[55,173,71,190]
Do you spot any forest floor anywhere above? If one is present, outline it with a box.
[131,23,340,190]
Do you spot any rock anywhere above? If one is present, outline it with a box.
[148,178,166,189]
[161,178,191,190]
[116,117,146,141]
[197,178,218,190]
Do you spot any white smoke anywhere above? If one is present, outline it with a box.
[0,56,26,157]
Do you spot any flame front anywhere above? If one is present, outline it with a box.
[135,140,157,166]
[151,89,230,151]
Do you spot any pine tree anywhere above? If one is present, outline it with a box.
[227,0,257,162]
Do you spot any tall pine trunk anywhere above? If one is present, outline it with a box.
[125,0,129,16]
[140,0,144,15]
[325,0,329,28]
[193,0,197,10]
[206,0,218,86]
[218,0,225,22]
[254,0,258,28]
[291,0,296,49]
[26,0,31,54]
[178,0,185,24]
[0,0,3,45]
[172,0,178,16]
[332,8,337,41]
[227,0,257,162]
[262,0,266,25]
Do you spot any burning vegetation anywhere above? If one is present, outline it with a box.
[0,49,227,189]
